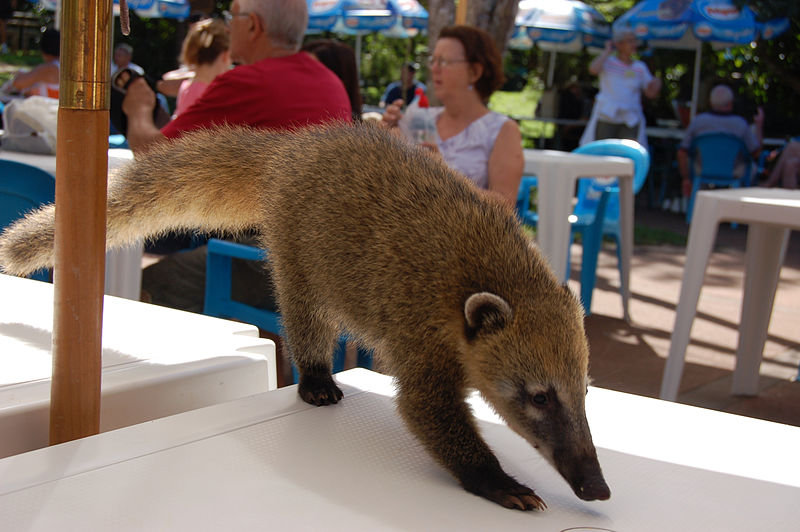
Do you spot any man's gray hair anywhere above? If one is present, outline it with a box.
[709,84,734,110]
[241,0,308,51]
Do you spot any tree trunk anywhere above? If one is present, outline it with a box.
[426,0,456,51]
[465,0,519,56]
[426,0,518,58]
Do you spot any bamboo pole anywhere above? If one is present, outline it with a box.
[49,0,112,445]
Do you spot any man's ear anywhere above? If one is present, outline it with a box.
[464,292,512,334]
[247,12,262,40]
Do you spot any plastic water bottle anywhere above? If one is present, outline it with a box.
[402,87,436,144]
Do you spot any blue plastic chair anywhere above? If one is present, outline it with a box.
[569,139,651,312]
[108,134,129,149]
[203,238,372,384]
[0,160,55,282]
[686,132,753,223]
[516,176,539,226]
[515,172,611,313]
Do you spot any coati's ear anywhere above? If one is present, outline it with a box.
[464,292,512,334]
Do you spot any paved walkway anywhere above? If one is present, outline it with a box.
[580,208,800,427]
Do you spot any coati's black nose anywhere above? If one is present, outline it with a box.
[576,477,611,501]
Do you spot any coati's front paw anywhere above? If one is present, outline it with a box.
[297,373,343,406]
[460,467,546,511]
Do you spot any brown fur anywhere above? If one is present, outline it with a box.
[0,122,609,510]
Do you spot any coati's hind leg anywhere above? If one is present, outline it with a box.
[277,292,343,406]
[394,348,546,511]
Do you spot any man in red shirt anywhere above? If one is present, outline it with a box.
[123,0,351,154]
[124,0,352,385]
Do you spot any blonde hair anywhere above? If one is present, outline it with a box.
[180,18,229,67]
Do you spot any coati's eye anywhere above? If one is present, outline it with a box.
[530,393,548,407]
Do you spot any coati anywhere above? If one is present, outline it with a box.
[0,122,610,511]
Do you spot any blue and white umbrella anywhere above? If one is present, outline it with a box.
[511,0,610,87]
[38,0,190,20]
[613,0,790,117]
[514,0,610,52]
[307,0,428,71]
[307,0,427,35]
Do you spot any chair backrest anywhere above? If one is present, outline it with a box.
[0,160,56,282]
[689,132,752,184]
[203,238,372,383]
[572,139,651,222]
[515,175,538,221]
[0,159,56,231]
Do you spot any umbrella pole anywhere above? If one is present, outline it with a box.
[355,33,362,79]
[690,39,702,120]
[456,0,467,24]
[547,50,556,89]
[49,0,112,446]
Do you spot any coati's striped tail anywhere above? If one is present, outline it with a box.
[0,126,270,276]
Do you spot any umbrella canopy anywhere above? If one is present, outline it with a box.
[38,0,190,19]
[613,0,789,118]
[514,0,610,52]
[308,0,427,35]
[306,0,428,72]
[510,0,610,88]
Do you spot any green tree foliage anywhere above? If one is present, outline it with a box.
[504,0,799,136]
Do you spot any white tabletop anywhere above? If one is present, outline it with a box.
[0,147,134,176]
[0,368,796,531]
[0,273,277,459]
[523,149,635,319]
[0,147,143,300]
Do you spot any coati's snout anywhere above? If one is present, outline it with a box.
[555,451,611,501]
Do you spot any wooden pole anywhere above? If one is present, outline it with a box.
[49,0,112,445]
[455,0,468,25]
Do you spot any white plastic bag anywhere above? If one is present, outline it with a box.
[2,96,59,154]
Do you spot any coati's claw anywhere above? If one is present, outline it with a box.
[297,373,344,406]
[497,488,546,512]
[460,467,546,511]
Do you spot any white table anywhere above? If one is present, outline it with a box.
[0,147,143,300]
[0,273,277,459]
[0,368,796,531]
[523,149,635,320]
[661,188,800,401]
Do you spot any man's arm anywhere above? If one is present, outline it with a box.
[11,63,58,94]
[678,148,692,197]
[750,106,764,158]
[644,77,662,99]
[589,41,612,76]
[122,77,167,154]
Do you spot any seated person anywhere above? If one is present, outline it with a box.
[379,61,426,108]
[6,28,60,98]
[302,39,362,121]
[380,25,522,208]
[761,139,799,190]
[111,43,144,77]
[677,84,763,197]
[556,80,590,151]
[172,18,231,118]
[130,0,351,309]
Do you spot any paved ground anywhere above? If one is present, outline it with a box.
[581,208,800,427]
